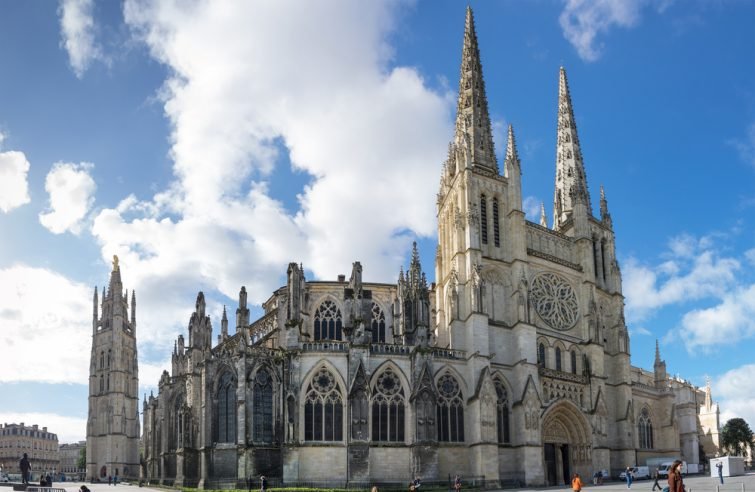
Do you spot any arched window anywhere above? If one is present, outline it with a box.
[106,374,110,391]
[100,351,104,369]
[313,300,343,341]
[638,407,654,449]
[107,349,111,369]
[555,347,562,372]
[494,378,510,444]
[371,302,386,343]
[437,373,464,442]
[538,343,546,367]
[493,197,500,247]
[304,367,343,441]
[571,350,577,374]
[480,195,488,244]
[215,372,237,443]
[415,390,436,441]
[372,368,405,442]
[252,369,273,443]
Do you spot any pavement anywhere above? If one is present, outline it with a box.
[3,474,755,492]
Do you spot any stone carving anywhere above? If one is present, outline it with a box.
[529,272,579,331]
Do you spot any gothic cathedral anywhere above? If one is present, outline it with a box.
[140,7,720,487]
[86,256,140,480]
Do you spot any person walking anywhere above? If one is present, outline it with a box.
[454,475,462,492]
[260,475,267,492]
[19,453,32,484]
[716,462,724,484]
[625,467,633,489]
[46,473,52,487]
[571,473,583,492]
[668,461,684,492]
[652,470,662,491]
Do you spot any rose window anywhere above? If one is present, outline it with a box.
[529,272,579,331]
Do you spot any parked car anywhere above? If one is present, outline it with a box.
[0,473,10,483]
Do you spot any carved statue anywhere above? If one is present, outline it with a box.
[112,254,119,271]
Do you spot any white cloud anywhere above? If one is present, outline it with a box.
[680,284,755,352]
[39,162,97,235]
[559,0,648,62]
[80,0,454,384]
[0,265,92,384]
[523,196,543,223]
[623,235,740,322]
[58,0,104,78]
[729,122,755,168]
[0,412,87,444]
[715,364,755,429]
[0,150,31,213]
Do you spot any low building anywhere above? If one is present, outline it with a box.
[0,423,59,477]
[59,441,86,480]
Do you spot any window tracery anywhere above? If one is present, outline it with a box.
[638,407,653,449]
[494,378,510,444]
[371,302,386,343]
[314,300,343,341]
[252,368,274,443]
[372,368,405,442]
[437,373,464,442]
[215,371,237,443]
[304,367,343,441]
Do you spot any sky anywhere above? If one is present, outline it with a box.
[0,0,754,446]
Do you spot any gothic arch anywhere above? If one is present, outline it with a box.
[211,363,238,395]
[553,341,567,372]
[541,400,593,485]
[371,360,410,392]
[247,363,279,444]
[300,361,345,441]
[434,364,469,396]
[310,296,344,341]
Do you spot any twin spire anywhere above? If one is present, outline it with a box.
[453,6,498,173]
[448,8,607,230]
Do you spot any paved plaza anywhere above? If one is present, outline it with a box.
[4,474,755,492]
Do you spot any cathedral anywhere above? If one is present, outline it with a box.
[87,256,141,481]
[139,7,721,488]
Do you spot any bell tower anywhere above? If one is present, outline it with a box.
[86,256,140,481]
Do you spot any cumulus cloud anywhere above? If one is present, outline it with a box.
[523,196,544,223]
[715,364,755,430]
[680,284,755,352]
[0,265,92,384]
[39,161,97,234]
[0,412,87,444]
[0,149,31,213]
[82,0,454,381]
[623,234,740,322]
[58,0,104,77]
[559,0,660,62]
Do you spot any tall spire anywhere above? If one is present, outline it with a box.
[504,124,520,176]
[453,6,497,173]
[654,339,661,365]
[221,305,228,339]
[108,254,123,298]
[553,67,591,229]
[600,185,612,227]
[130,290,136,327]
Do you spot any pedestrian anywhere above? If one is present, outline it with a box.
[260,475,267,492]
[40,474,47,487]
[247,474,252,492]
[108,475,112,486]
[46,473,52,487]
[668,461,684,492]
[454,475,462,492]
[19,453,32,484]
[114,474,118,486]
[571,473,583,492]
[625,467,633,489]
[413,477,421,490]
[716,462,724,484]
[652,470,662,491]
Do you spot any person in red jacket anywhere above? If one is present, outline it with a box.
[668,461,684,492]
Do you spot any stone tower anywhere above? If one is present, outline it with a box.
[86,256,140,480]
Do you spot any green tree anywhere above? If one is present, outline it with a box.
[76,447,86,470]
[721,418,755,457]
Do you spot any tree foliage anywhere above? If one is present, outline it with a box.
[76,447,86,470]
[721,418,755,457]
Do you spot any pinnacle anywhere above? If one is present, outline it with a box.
[539,202,547,227]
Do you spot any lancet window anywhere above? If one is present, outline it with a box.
[480,195,488,244]
[555,347,563,372]
[100,351,104,369]
[437,372,464,442]
[314,300,343,341]
[493,197,500,247]
[571,350,577,374]
[638,407,654,449]
[252,368,274,443]
[107,349,111,369]
[494,378,510,444]
[538,343,546,367]
[372,368,405,442]
[215,371,237,443]
[304,367,343,441]
[371,302,386,343]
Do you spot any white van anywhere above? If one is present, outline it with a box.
[620,466,650,480]
[658,461,687,478]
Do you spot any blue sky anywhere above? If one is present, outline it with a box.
[0,0,754,445]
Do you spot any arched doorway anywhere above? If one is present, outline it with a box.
[100,466,107,478]
[541,401,592,486]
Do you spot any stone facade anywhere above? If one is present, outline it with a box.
[140,7,721,488]
[86,256,140,480]
[0,423,58,477]
[58,441,86,480]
